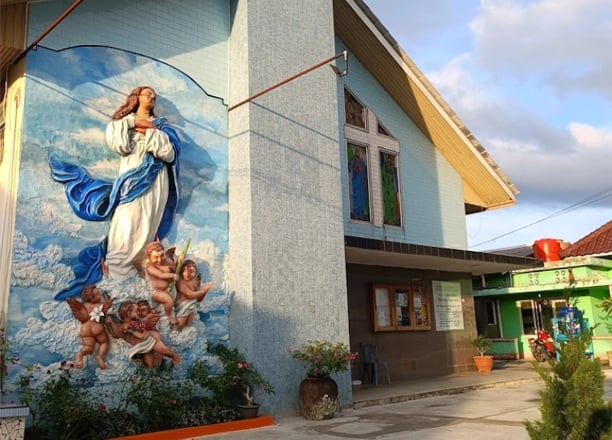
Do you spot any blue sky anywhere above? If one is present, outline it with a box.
[366,0,612,251]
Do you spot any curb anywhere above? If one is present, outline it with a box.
[353,377,542,409]
[110,416,275,440]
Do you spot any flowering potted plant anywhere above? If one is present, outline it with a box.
[289,340,358,377]
[205,344,274,419]
[289,340,358,420]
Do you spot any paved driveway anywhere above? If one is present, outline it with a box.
[198,369,611,440]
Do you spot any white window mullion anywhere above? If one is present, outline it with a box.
[344,88,401,228]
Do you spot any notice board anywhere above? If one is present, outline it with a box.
[432,280,464,331]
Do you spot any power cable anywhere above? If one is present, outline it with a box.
[470,185,612,248]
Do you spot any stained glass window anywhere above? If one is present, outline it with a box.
[344,89,401,228]
[347,142,370,222]
[377,122,390,136]
[379,151,401,226]
[344,89,366,128]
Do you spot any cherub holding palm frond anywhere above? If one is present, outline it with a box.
[144,240,182,325]
[174,259,212,330]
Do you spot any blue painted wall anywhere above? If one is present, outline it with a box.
[336,40,468,249]
[27,0,229,101]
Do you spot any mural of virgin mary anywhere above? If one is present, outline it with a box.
[49,85,181,300]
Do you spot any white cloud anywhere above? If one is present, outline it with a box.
[71,127,106,145]
[366,0,612,247]
[569,122,612,149]
[470,0,612,97]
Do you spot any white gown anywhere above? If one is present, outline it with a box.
[104,114,175,280]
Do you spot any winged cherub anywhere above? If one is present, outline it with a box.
[144,240,183,326]
[174,259,212,330]
[66,285,115,369]
[107,300,181,368]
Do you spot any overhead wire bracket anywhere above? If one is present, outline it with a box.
[228,50,348,111]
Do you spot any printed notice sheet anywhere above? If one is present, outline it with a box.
[432,281,464,331]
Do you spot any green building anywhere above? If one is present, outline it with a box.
[474,228,612,362]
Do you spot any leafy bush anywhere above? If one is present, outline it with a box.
[17,344,269,439]
[288,340,358,377]
[524,319,611,440]
[0,319,19,403]
[193,343,274,407]
[471,335,492,356]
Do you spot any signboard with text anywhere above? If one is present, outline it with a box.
[432,281,464,331]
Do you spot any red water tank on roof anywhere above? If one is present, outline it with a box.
[533,238,561,262]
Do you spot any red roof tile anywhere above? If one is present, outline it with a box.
[560,220,612,258]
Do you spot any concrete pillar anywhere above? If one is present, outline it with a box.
[228,0,350,414]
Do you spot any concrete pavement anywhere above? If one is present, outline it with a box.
[195,361,612,440]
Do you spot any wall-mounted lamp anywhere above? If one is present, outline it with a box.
[228,50,349,111]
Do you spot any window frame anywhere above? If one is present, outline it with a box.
[343,88,402,228]
[371,284,432,332]
[485,300,498,326]
[344,87,368,131]
[346,141,372,223]
[519,300,537,335]
[378,149,402,227]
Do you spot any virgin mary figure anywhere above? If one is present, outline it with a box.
[49,86,181,300]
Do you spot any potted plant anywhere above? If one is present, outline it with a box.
[471,335,494,372]
[289,340,358,420]
[205,344,274,419]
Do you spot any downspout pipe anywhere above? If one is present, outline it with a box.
[12,0,84,65]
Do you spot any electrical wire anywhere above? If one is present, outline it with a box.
[470,185,612,248]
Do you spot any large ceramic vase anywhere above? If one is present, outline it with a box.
[299,375,339,420]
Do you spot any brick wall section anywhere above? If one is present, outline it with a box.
[27,0,229,100]
[346,264,478,379]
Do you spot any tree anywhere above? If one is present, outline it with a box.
[524,318,611,439]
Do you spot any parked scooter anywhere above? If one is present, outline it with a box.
[528,328,556,362]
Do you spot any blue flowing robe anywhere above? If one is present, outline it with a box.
[50,116,181,300]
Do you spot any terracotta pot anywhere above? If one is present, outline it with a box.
[298,375,339,420]
[237,403,260,419]
[473,355,494,372]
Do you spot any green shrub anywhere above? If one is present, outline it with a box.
[195,343,274,407]
[524,320,611,439]
[17,344,270,439]
[471,335,493,356]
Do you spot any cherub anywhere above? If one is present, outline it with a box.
[66,285,115,369]
[137,300,152,319]
[174,259,212,330]
[144,241,182,325]
[107,300,181,368]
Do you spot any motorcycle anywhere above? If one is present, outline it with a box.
[528,328,556,362]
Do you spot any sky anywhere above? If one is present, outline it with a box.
[365,0,612,251]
